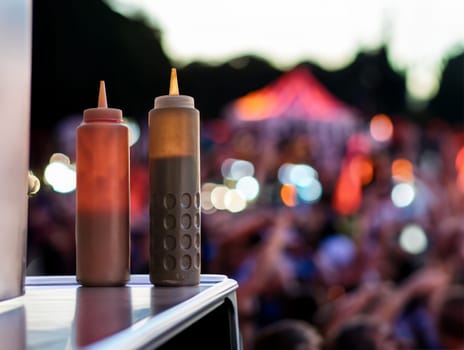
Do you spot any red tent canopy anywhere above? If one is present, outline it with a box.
[226,67,357,123]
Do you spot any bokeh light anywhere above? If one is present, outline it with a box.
[124,117,141,147]
[224,189,247,213]
[392,158,414,182]
[399,224,428,254]
[298,178,323,203]
[391,182,415,208]
[210,185,228,210]
[333,162,362,215]
[289,164,318,187]
[278,163,318,186]
[281,184,297,207]
[221,158,254,180]
[49,153,71,164]
[221,159,234,179]
[278,163,321,204]
[278,163,294,184]
[236,90,275,121]
[236,176,260,201]
[456,147,464,192]
[455,147,464,171]
[201,183,216,213]
[230,160,254,180]
[369,114,393,142]
[349,155,374,185]
[43,153,76,193]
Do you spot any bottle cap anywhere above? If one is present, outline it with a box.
[154,68,195,109]
[84,81,123,122]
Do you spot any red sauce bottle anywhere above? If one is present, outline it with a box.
[76,81,130,286]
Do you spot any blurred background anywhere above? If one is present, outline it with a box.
[29,1,463,349]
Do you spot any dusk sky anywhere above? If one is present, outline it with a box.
[107,0,464,100]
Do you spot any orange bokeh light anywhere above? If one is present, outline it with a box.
[280,184,297,207]
[349,155,374,186]
[455,147,464,171]
[370,114,393,142]
[333,162,362,215]
[236,90,276,121]
[392,158,414,182]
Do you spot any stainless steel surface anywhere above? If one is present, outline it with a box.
[0,0,32,301]
[0,274,238,349]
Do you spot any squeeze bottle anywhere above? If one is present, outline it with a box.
[76,81,130,286]
[149,69,201,286]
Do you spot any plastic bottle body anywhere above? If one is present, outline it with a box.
[76,121,130,286]
[149,106,201,286]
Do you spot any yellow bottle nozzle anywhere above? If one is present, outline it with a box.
[169,68,179,96]
[98,80,108,108]
[154,68,194,109]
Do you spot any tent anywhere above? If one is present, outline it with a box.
[225,67,358,126]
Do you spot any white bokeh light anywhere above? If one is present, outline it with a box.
[201,182,216,212]
[210,185,228,210]
[221,158,254,180]
[399,224,428,254]
[278,163,294,184]
[230,160,254,180]
[289,164,318,187]
[124,118,140,146]
[44,161,76,193]
[221,159,234,179]
[236,176,260,201]
[391,182,415,207]
[224,189,247,213]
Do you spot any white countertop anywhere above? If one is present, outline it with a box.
[0,274,238,349]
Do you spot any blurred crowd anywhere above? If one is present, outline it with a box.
[27,111,464,350]
[200,115,464,350]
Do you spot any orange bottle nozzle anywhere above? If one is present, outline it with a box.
[98,80,108,108]
[83,81,122,122]
[169,68,179,96]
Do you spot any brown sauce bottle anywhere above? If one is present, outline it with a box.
[149,69,201,286]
